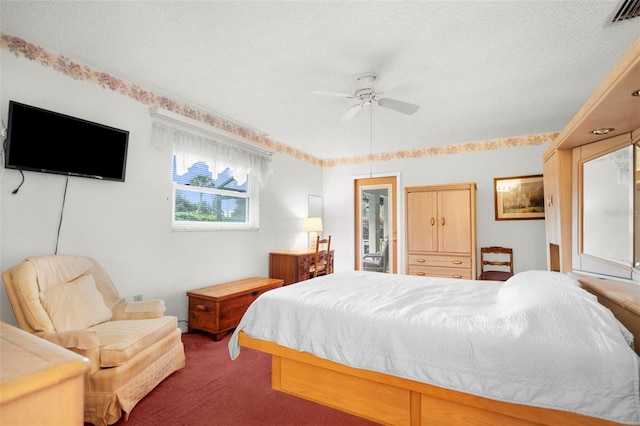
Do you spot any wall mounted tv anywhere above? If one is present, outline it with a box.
[4,100,129,182]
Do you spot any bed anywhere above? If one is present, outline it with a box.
[229,270,640,426]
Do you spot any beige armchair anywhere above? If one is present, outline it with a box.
[2,255,186,426]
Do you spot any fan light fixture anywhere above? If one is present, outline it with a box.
[311,73,419,122]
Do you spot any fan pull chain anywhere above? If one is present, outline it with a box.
[369,103,373,178]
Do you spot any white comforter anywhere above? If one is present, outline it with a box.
[229,270,640,424]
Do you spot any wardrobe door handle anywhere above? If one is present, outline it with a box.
[430,217,435,226]
[441,217,446,226]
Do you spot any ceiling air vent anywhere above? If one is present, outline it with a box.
[612,0,640,22]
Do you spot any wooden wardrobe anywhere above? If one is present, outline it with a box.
[405,182,477,279]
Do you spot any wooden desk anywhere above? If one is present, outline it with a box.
[0,321,89,425]
[269,248,334,285]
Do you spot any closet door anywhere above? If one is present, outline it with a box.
[406,191,437,252]
[438,189,471,253]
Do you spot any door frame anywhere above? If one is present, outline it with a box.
[353,173,400,273]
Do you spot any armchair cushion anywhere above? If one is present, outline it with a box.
[8,255,121,333]
[39,274,113,331]
[91,316,179,368]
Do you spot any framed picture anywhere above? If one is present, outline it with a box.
[494,174,545,220]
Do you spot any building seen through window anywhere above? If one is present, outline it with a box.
[172,159,249,225]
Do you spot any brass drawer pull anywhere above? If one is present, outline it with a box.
[452,274,462,279]
[452,260,462,265]
[416,258,426,263]
[416,272,426,276]
[195,304,208,311]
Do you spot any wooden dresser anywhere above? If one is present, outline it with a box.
[0,321,89,425]
[187,277,284,341]
[269,248,334,285]
[405,182,477,279]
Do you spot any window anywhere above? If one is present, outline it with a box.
[172,159,257,230]
[150,109,272,231]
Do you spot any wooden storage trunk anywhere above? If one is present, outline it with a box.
[187,277,284,341]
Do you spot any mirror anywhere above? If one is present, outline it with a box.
[308,195,323,218]
[582,145,634,266]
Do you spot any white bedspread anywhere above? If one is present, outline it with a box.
[229,270,640,424]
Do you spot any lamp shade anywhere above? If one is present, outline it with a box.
[303,217,323,232]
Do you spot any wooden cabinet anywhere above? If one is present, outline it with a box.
[0,322,89,425]
[546,37,640,276]
[269,248,334,285]
[187,277,284,340]
[405,183,477,279]
[542,146,572,272]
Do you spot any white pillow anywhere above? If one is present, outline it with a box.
[505,270,580,287]
[39,274,113,331]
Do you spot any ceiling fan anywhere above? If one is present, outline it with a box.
[311,73,420,121]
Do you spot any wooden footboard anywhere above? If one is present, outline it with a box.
[238,332,626,426]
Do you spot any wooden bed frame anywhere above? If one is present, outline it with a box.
[238,275,640,426]
[238,330,633,426]
[236,38,640,426]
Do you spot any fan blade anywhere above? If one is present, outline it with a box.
[311,90,355,99]
[377,98,419,115]
[341,103,363,121]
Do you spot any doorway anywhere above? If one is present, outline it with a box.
[354,176,397,273]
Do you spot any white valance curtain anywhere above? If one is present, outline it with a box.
[151,121,273,187]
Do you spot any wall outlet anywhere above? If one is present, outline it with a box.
[134,294,143,302]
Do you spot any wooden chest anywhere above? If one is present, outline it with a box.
[187,277,284,341]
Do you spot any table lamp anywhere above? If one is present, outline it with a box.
[303,217,323,249]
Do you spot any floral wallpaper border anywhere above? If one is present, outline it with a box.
[1,32,556,168]
[322,132,555,167]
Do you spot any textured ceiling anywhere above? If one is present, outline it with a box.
[1,1,639,161]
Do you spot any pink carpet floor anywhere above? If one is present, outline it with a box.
[112,331,380,426]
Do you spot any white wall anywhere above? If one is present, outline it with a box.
[0,47,549,329]
[0,50,321,327]
[322,145,549,275]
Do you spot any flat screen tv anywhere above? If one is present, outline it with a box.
[4,100,129,182]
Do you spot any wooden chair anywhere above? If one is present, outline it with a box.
[310,235,331,278]
[478,246,514,281]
